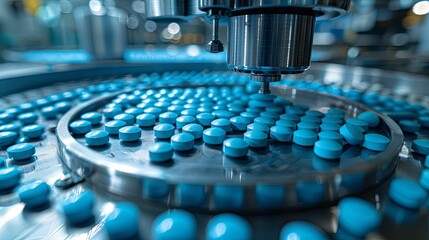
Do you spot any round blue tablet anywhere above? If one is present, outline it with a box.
[136,113,156,127]
[419,116,429,128]
[411,139,429,155]
[154,123,175,139]
[149,142,174,162]
[256,184,285,208]
[260,111,280,120]
[346,118,369,132]
[250,93,276,101]
[196,113,215,127]
[399,120,421,133]
[246,123,269,134]
[41,106,58,119]
[0,131,19,147]
[270,126,293,142]
[176,116,196,129]
[297,122,319,132]
[182,123,204,139]
[85,130,109,146]
[321,117,343,125]
[254,117,275,128]
[280,221,328,240]
[55,101,72,113]
[388,178,428,209]
[318,131,343,145]
[338,198,381,238]
[211,119,232,132]
[62,191,95,226]
[17,112,38,125]
[152,209,197,240]
[125,107,144,117]
[305,110,324,118]
[0,113,14,124]
[230,116,250,131]
[144,107,163,118]
[21,124,44,139]
[181,109,199,117]
[0,157,5,168]
[17,180,50,208]
[114,113,134,125]
[69,120,92,135]
[119,126,141,142]
[314,140,342,160]
[419,169,429,191]
[203,127,226,145]
[244,131,268,148]
[240,111,259,123]
[293,130,318,147]
[340,124,363,145]
[357,111,380,127]
[103,108,122,119]
[105,120,127,135]
[319,123,341,132]
[0,167,21,191]
[7,143,36,161]
[300,115,321,124]
[206,213,252,240]
[223,138,248,158]
[81,112,102,125]
[362,133,390,152]
[0,123,21,133]
[104,202,140,240]
[280,114,300,123]
[171,133,195,151]
[159,112,179,125]
[212,110,235,119]
[286,106,305,116]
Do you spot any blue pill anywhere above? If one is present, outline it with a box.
[419,116,429,128]
[399,120,421,133]
[246,123,269,134]
[85,130,109,146]
[314,140,342,160]
[119,126,141,142]
[338,198,381,238]
[305,110,324,118]
[154,123,175,139]
[250,93,276,101]
[182,123,204,139]
[105,202,140,240]
[0,123,21,133]
[286,106,305,116]
[168,105,184,114]
[270,126,293,142]
[346,118,369,132]
[152,209,197,240]
[280,113,300,123]
[340,124,363,145]
[114,113,134,125]
[125,107,144,117]
[318,131,343,145]
[212,110,235,119]
[7,143,36,160]
[357,111,380,127]
[419,169,429,191]
[425,155,429,168]
[103,108,122,119]
[149,142,174,162]
[256,184,285,208]
[17,112,38,125]
[55,101,72,113]
[196,113,215,127]
[319,123,341,132]
[260,111,280,120]
[0,113,13,124]
[223,138,248,158]
[176,116,196,129]
[240,111,258,123]
[176,184,205,207]
[254,116,275,128]
[211,119,232,132]
[275,120,296,130]
[363,133,390,152]
[17,180,51,208]
[411,139,429,155]
[171,133,194,151]
[181,109,199,117]
[0,167,21,191]
[144,179,170,199]
[203,128,226,145]
[280,221,328,240]
[321,117,343,125]
[0,157,4,168]
[0,131,19,147]
[21,124,44,139]
[81,112,102,125]
[41,106,58,119]
[105,120,127,135]
[244,130,268,148]
[388,178,428,209]
[230,116,250,131]
[293,130,317,147]
[249,100,275,108]
[297,122,319,132]
[62,191,95,226]
[69,120,92,134]
[144,107,163,118]
[159,112,179,125]
[206,213,251,240]
[136,113,156,127]
[300,115,321,124]
[214,185,244,209]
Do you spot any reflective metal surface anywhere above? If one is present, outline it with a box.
[228,14,315,75]
[145,0,203,20]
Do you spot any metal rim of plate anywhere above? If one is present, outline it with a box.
[56,83,404,212]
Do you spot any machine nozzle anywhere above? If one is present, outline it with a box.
[206,16,223,53]
[251,74,281,95]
